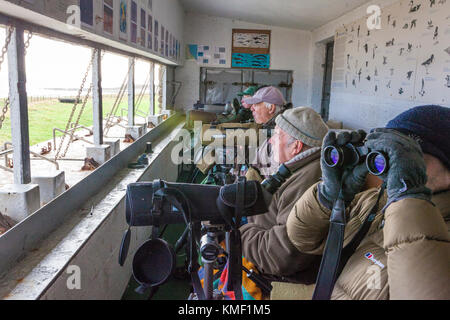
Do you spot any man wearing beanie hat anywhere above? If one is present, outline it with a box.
[386,105,450,191]
[285,105,450,300]
[240,107,329,296]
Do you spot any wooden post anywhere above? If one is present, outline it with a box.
[8,25,31,185]
[92,49,103,146]
[128,57,135,126]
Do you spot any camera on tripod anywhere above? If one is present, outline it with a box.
[119,178,269,299]
[323,143,388,176]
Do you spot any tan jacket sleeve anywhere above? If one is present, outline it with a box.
[240,221,316,276]
[286,183,333,255]
[241,189,307,275]
[383,198,450,300]
[245,167,264,183]
[240,162,322,276]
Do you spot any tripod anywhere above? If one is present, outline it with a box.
[200,222,227,300]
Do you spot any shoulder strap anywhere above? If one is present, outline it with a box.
[312,194,346,300]
[226,177,245,300]
[312,185,385,300]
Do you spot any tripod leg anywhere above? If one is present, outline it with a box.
[204,262,214,300]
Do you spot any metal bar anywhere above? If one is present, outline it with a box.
[53,127,94,151]
[150,62,155,116]
[30,151,59,170]
[0,148,13,157]
[53,128,94,149]
[92,49,103,146]
[3,142,60,171]
[128,57,135,126]
[69,124,93,135]
[0,164,13,173]
[8,24,31,184]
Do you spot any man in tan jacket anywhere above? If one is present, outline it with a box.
[286,105,450,300]
[241,107,329,281]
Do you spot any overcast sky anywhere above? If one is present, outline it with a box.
[0,28,156,98]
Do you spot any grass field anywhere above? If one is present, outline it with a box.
[0,95,161,147]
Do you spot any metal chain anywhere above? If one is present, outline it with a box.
[24,30,33,53]
[0,27,33,130]
[0,99,10,130]
[55,48,98,160]
[61,50,106,157]
[104,59,135,134]
[0,26,14,73]
[61,83,93,158]
[0,27,14,130]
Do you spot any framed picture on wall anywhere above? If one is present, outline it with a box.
[148,14,153,50]
[161,25,165,55]
[140,8,146,47]
[80,0,94,28]
[165,30,169,57]
[231,29,271,69]
[154,20,159,52]
[103,0,114,35]
[130,0,138,44]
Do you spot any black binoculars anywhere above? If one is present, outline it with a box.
[323,143,388,176]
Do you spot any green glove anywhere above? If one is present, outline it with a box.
[365,128,432,208]
[318,130,369,209]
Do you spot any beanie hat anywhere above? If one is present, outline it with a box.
[275,107,329,147]
[386,105,450,170]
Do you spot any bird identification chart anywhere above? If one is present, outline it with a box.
[334,0,450,104]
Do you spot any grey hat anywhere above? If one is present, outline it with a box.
[275,107,329,147]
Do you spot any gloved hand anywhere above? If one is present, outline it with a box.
[318,130,369,209]
[365,128,432,207]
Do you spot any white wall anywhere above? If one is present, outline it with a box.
[308,0,450,130]
[175,12,313,111]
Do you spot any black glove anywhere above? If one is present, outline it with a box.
[365,128,432,208]
[318,130,369,209]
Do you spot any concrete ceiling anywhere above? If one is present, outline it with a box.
[179,0,371,30]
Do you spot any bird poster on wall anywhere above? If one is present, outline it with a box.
[103,0,114,35]
[335,0,450,104]
[119,0,127,41]
[80,0,94,27]
[197,45,211,65]
[231,29,271,69]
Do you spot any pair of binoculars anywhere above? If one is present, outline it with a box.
[323,143,388,176]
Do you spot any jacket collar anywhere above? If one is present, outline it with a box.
[285,147,321,173]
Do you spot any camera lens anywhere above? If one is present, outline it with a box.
[367,151,388,176]
[324,146,342,167]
